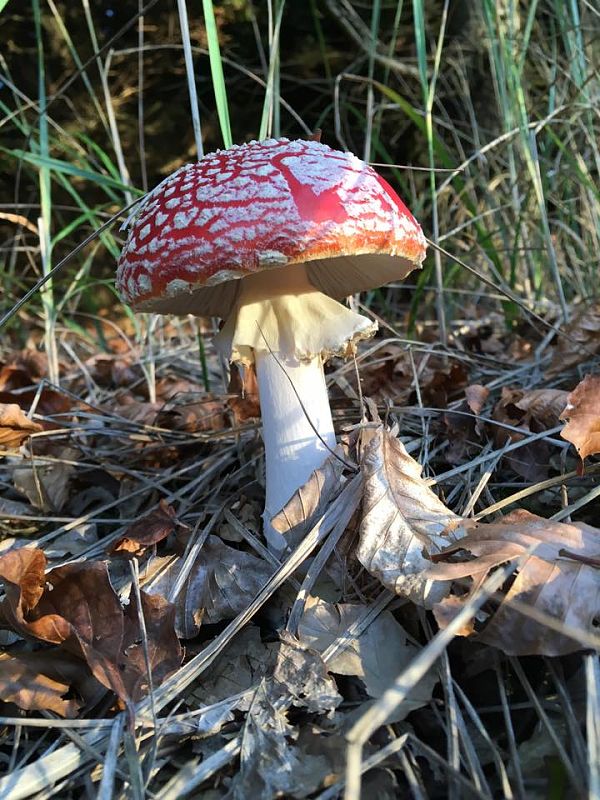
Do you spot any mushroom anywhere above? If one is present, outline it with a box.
[116,138,426,551]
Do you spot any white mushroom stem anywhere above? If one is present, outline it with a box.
[254,349,335,544]
[215,263,377,552]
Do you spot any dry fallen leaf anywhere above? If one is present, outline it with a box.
[13,445,79,512]
[140,535,273,637]
[0,650,104,717]
[188,626,279,711]
[109,499,186,557]
[156,395,228,433]
[464,384,490,415]
[228,362,261,423]
[560,374,600,463]
[444,384,490,463]
[0,651,80,718]
[0,403,42,449]
[270,445,346,546]
[491,387,559,482]
[0,548,182,704]
[547,301,600,375]
[428,509,600,656]
[229,634,341,800]
[120,590,182,702]
[357,422,468,606]
[513,388,568,426]
[297,596,437,713]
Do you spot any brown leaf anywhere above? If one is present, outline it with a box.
[114,400,162,426]
[547,301,600,375]
[0,403,42,449]
[297,596,437,709]
[85,354,142,389]
[13,445,78,512]
[0,549,181,704]
[228,363,261,423]
[490,387,554,481]
[270,445,346,546]
[514,388,568,427]
[121,590,182,702]
[156,395,228,433]
[0,548,49,631]
[357,422,469,606]
[0,388,72,421]
[34,562,127,697]
[0,652,80,718]
[140,536,272,637]
[465,384,490,415]
[560,374,600,462]
[110,500,185,557]
[444,384,489,463]
[421,361,469,408]
[428,509,600,656]
[0,650,104,717]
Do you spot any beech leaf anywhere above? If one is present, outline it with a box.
[0,548,181,703]
[0,403,42,450]
[140,535,272,637]
[357,424,469,606]
[297,596,437,713]
[270,445,346,545]
[109,499,186,557]
[560,374,600,462]
[121,590,183,702]
[428,509,600,656]
[547,301,600,375]
[0,650,104,717]
[0,652,80,718]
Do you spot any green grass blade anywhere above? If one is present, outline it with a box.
[202,0,232,148]
[259,0,286,140]
[4,148,143,195]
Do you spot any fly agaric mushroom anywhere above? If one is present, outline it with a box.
[116,138,426,551]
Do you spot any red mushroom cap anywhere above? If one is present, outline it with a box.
[116,138,426,316]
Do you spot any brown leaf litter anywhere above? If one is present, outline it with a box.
[560,373,600,465]
[0,403,42,450]
[109,499,188,557]
[0,547,182,709]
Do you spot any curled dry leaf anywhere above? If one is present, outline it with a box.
[13,445,79,512]
[110,499,186,557]
[297,596,437,714]
[270,445,346,546]
[0,548,182,704]
[228,362,261,423]
[547,301,600,375]
[560,374,600,463]
[140,535,272,637]
[357,424,469,607]
[465,383,490,415]
[0,650,104,717]
[0,403,42,450]
[491,387,564,482]
[0,651,80,718]
[229,635,341,800]
[513,388,568,426]
[428,509,600,656]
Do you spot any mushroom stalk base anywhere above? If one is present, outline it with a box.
[255,350,335,552]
